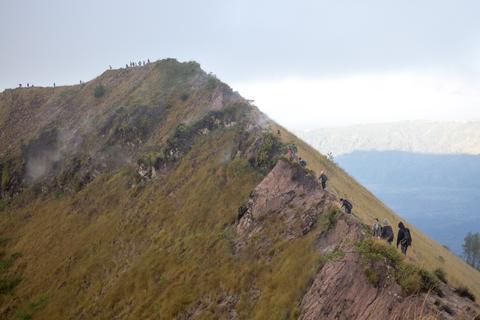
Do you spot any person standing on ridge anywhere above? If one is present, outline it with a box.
[319,171,328,190]
[372,218,382,238]
[339,198,353,214]
[397,222,412,255]
[287,148,293,161]
[380,219,394,244]
[299,157,307,167]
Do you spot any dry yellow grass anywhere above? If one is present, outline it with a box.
[0,60,478,318]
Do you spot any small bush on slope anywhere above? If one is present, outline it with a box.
[357,238,440,295]
[93,84,105,98]
[434,268,448,284]
[455,286,476,302]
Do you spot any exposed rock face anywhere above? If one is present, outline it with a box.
[236,159,337,252]
[237,159,479,320]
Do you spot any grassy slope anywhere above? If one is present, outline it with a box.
[0,128,323,319]
[272,123,480,298]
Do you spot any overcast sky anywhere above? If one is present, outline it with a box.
[1,0,479,128]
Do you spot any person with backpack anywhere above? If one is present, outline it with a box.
[381,219,394,244]
[319,171,328,190]
[397,222,412,255]
[372,218,382,238]
[339,198,353,214]
[299,157,307,168]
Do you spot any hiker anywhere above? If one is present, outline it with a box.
[372,218,382,238]
[299,157,307,167]
[397,222,412,255]
[147,59,150,63]
[319,171,328,190]
[287,148,293,161]
[53,82,56,88]
[26,83,29,87]
[339,198,353,214]
[18,83,22,88]
[380,219,394,244]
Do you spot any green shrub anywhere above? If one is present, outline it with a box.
[418,269,440,293]
[356,238,440,295]
[94,84,106,98]
[0,276,21,294]
[326,208,339,230]
[254,132,286,173]
[455,286,476,302]
[0,200,6,212]
[434,268,448,284]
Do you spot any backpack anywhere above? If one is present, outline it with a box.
[382,226,394,242]
[344,200,352,211]
[402,228,412,246]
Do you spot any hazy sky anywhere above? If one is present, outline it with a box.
[1,0,480,128]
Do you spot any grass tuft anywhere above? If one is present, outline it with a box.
[356,238,439,295]
[434,268,447,284]
[454,286,476,302]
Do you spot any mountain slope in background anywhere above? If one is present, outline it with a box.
[337,151,480,254]
[297,121,480,156]
[0,60,478,319]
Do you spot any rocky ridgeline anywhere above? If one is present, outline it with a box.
[236,159,479,319]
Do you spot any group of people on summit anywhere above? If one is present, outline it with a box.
[286,143,412,256]
[125,59,150,68]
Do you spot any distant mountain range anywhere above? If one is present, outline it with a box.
[297,121,480,156]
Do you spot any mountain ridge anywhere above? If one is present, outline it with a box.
[0,59,478,319]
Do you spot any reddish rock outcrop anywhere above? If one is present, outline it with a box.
[236,159,479,319]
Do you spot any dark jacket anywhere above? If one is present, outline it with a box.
[397,223,412,247]
[381,225,394,242]
[320,174,328,183]
[341,199,352,210]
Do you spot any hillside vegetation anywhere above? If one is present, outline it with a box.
[0,59,478,319]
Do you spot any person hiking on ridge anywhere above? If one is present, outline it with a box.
[372,218,382,238]
[397,222,412,255]
[380,218,394,244]
[339,198,353,214]
[287,147,293,161]
[299,157,307,168]
[319,171,328,190]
